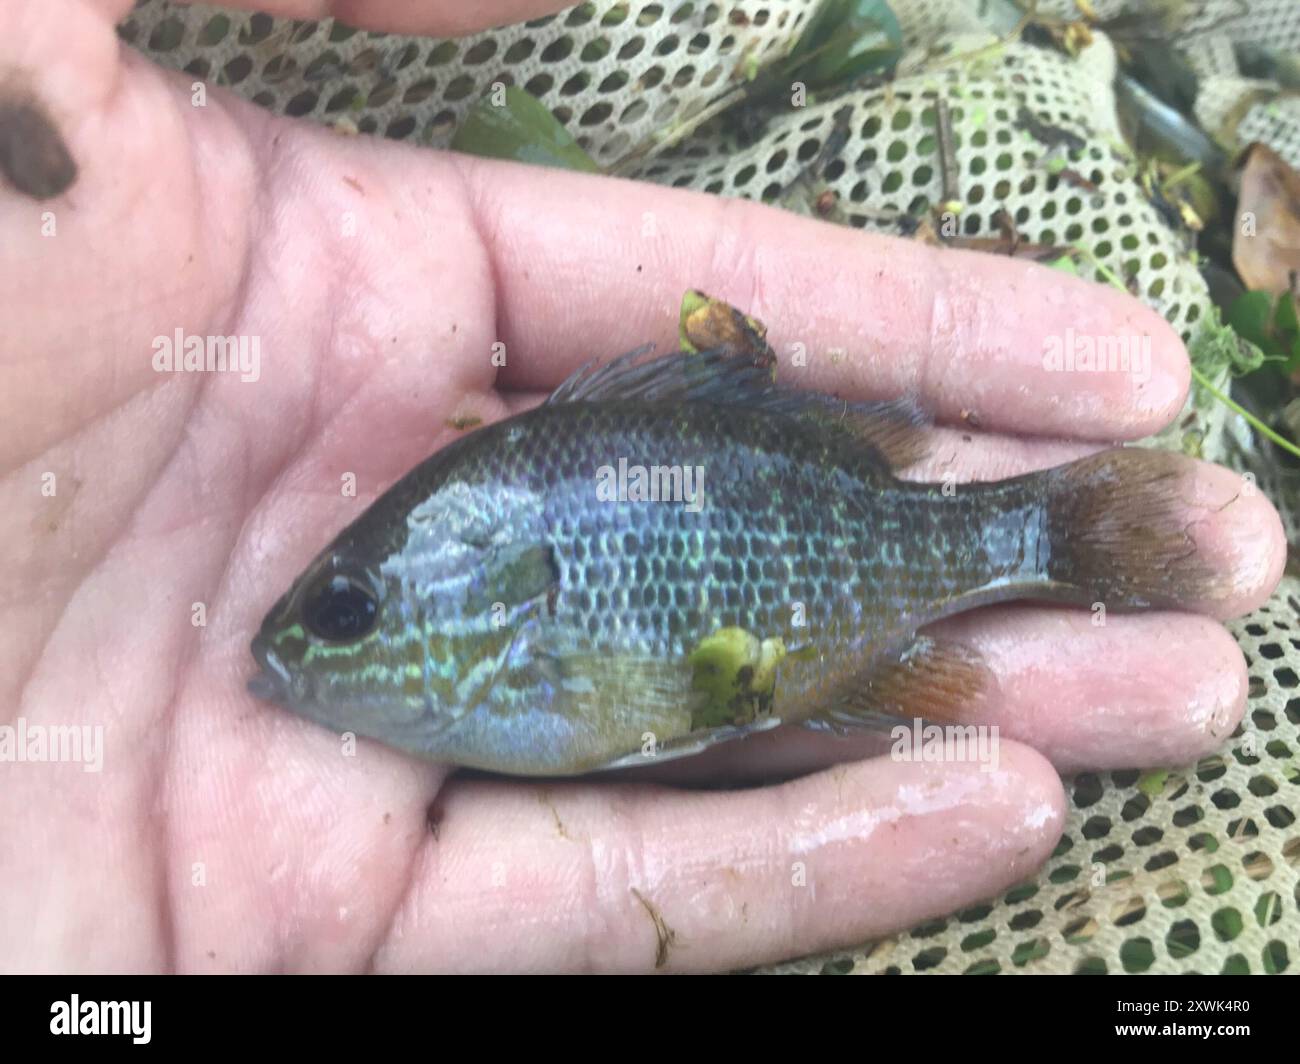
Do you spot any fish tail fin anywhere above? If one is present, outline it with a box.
[1043,448,1221,610]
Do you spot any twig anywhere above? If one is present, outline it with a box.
[935,97,960,206]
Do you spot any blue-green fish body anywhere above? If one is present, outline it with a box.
[250,345,1213,774]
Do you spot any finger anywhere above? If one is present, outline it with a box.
[624,607,1249,786]
[165,653,452,972]
[455,156,1189,441]
[926,607,1248,774]
[373,741,1065,973]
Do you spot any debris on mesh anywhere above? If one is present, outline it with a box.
[119,0,1300,974]
[634,31,1211,337]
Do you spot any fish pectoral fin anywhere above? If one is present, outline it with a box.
[538,646,788,772]
[804,634,994,732]
[544,651,697,726]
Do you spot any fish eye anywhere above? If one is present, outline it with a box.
[302,573,379,642]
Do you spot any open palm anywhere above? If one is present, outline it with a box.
[1,0,1283,973]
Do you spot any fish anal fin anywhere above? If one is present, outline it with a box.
[807,635,993,731]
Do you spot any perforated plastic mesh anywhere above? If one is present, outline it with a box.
[119,0,822,167]
[1154,0,1300,168]
[638,31,1217,340]
[120,0,1299,974]
[1198,77,1300,169]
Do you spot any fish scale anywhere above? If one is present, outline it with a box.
[439,401,994,662]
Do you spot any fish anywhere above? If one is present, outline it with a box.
[248,304,1218,776]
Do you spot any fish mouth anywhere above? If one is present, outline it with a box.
[248,634,292,703]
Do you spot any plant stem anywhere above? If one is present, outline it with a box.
[1191,366,1300,459]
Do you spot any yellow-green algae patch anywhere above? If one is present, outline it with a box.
[688,626,786,729]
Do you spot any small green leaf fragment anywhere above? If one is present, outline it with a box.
[1137,769,1169,797]
[786,0,902,87]
[1226,290,1277,351]
[450,86,600,173]
[1191,303,1267,380]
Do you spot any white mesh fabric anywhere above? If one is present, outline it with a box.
[1197,76,1300,168]
[121,0,821,167]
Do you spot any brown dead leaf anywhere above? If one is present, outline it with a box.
[1233,143,1300,295]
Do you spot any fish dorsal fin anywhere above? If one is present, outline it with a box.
[545,344,777,407]
[793,394,932,471]
[546,345,932,473]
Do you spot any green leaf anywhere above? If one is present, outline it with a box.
[1191,303,1267,380]
[1184,302,1300,458]
[788,0,852,61]
[450,86,600,173]
[1280,293,1300,373]
[1227,290,1278,352]
[1287,335,1300,375]
[1137,769,1169,797]
[789,0,902,87]
[821,44,902,84]
[1274,290,1294,372]
[1273,288,1299,337]
[1226,290,1300,375]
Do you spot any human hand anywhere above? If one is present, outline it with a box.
[0,0,1283,972]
